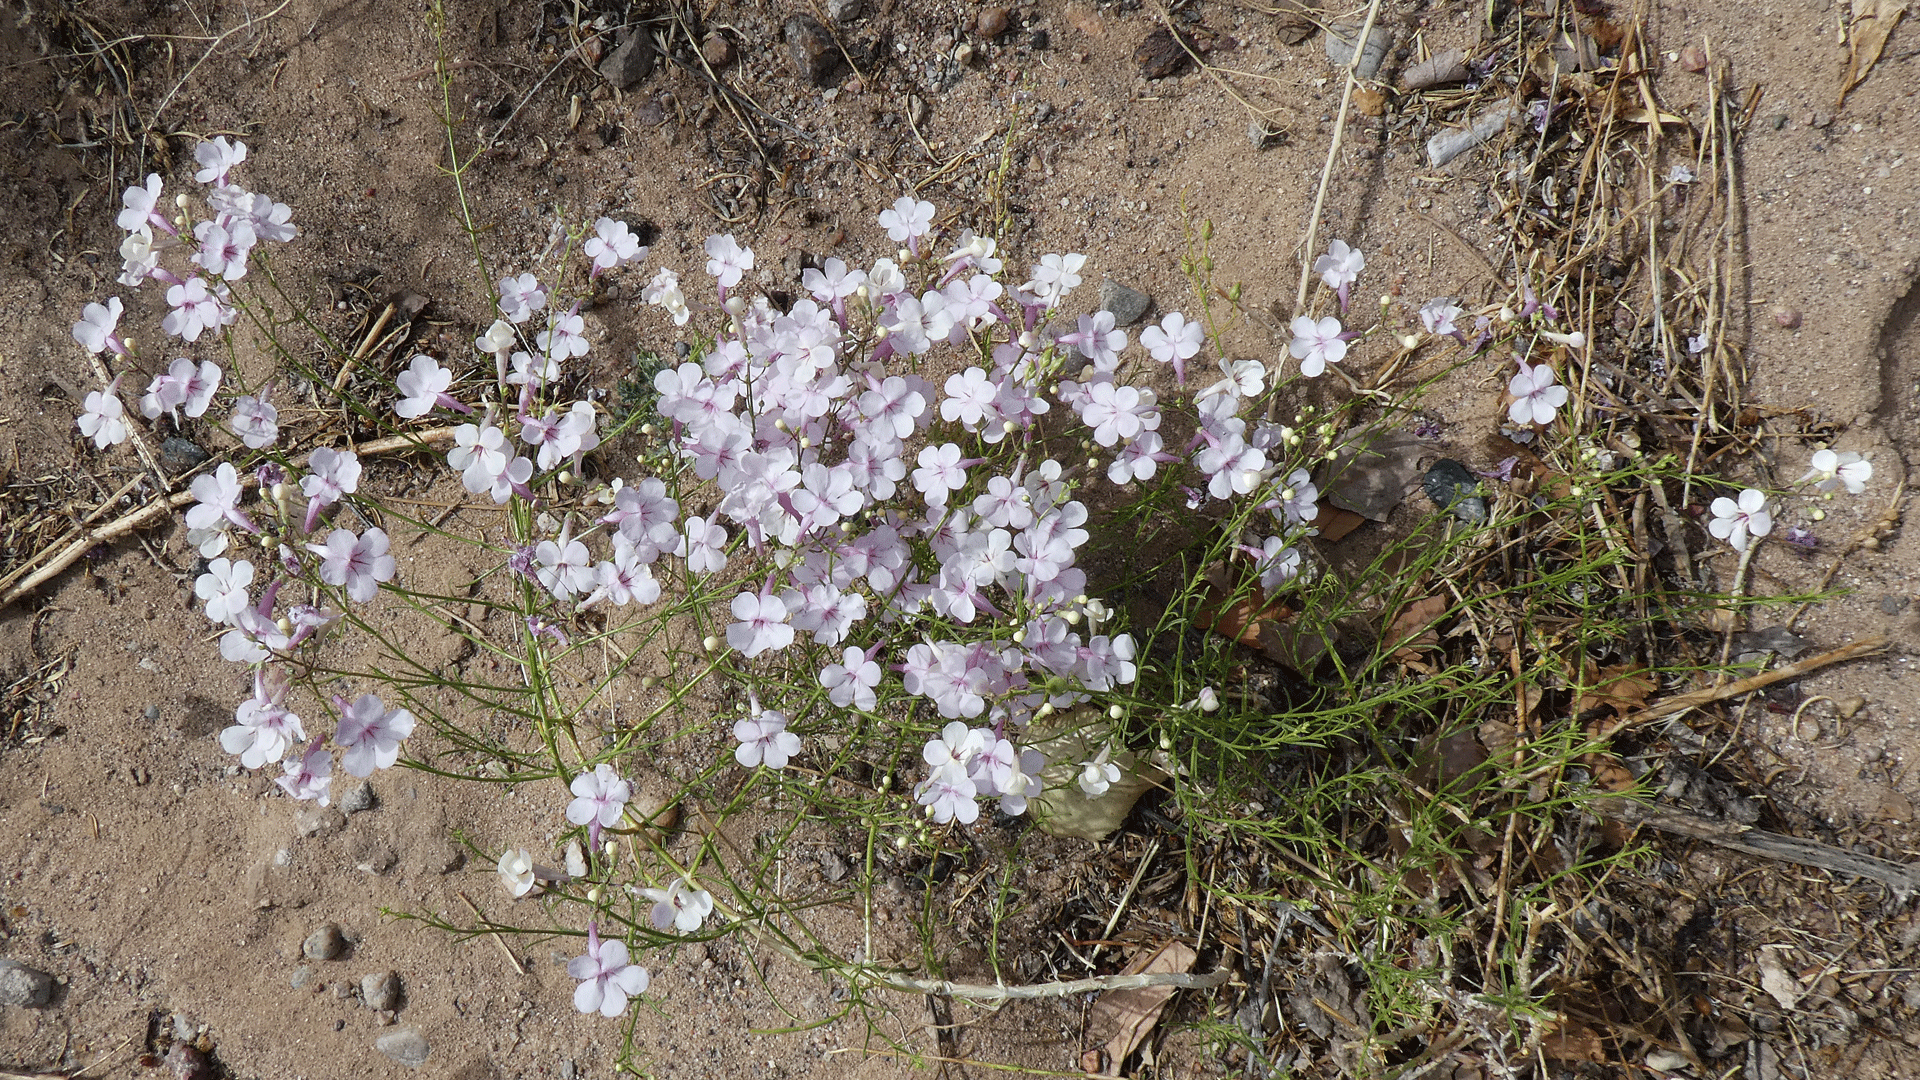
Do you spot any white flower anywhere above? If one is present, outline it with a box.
[1799,449,1871,495]
[72,297,124,354]
[1708,488,1773,552]
[1506,360,1569,426]
[641,877,715,933]
[497,848,537,898]
[76,377,129,449]
[1076,744,1121,797]
[194,557,255,624]
[1287,315,1347,377]
[877,196,936,245]
[1312,239,1365,294]
[1419,297,1462,336]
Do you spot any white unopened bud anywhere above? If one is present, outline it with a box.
[1036,702,1055,720]
[1018,331,1038,349]
[1063,610,1081,625]
[587,886,603,904]
[1399,333,1421,349]
[702,635,721,652]
[640,423,657,436]
[723,295,747,315]
[1108,704,1123,720]
[1810,508,1827,521]
[1198,686,1221,712]
[1003,420,1017,434]
[1012,628,1027,643]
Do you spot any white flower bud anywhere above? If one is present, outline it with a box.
[723,295,746,315]
[1198,686,1220,711]
[1810,508,1827,521]
[702,635,720,652]
[587,886,603,904]
[1108,704,1123,720]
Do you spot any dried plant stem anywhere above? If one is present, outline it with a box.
[871,966,1231,1001]
[1290,0,1385,323]
[0,427,460,609]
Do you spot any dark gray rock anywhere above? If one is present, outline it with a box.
[361,970,402,1011]
[597,32,656,90]
[0,959,54,1007]
[338,780,377,815]
[375,1028,430,1069]
[1098,280,1152,326]
[785,16,841,86]
[303,922,348,961]
[159,437,208,473]
[826,0,864,22]
[1421,459,1487,524]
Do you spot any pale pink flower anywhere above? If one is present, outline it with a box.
[1506,360,1569,426]
[334,693,416,777]
[1708,488,1773,552]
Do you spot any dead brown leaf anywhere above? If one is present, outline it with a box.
[1084,941,1197,1077]
[1384,594,1449,665]
[1840,0,1907,103]
[1540,1017,1608,1062]
[1314,506,1367,543]
[1351,86,1388,116]
[1575,663,1655,718]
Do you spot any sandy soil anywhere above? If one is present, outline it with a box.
[2,0,1919,1076]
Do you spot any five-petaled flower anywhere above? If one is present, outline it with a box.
[568,922,650,1018]
[878,196,936,252]
[726,590,795,658]
[1140,312,1205,385]
[565,763,632,846]
[334,693,416,777]
[704,233,754,290]
[1506,359,1569,427]
[195,557,255,624]
[309,527,396,602]
[76,376,129,449]
[300,447,362,531]
[1312,239,1365,311]
[641,877,715,933]
[582,216,646,277]
[733,705,802,768]
[1708,488,1773,552]
[1799,449,1872,495]
[1288,315,1347,377]
[73,297,127,355]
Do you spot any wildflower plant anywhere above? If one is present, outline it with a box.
[55,36,1874,1068]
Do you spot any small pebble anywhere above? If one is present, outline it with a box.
[1029,29,1049,50]
[1773,308,1802,329]
[560,1061,579,1080]
[0,959,55,1007]
[826,0,864,22]
[338,780,377,815]
[785,15,840,86]
[1837,695,1867,720]
[143,704,160,721]
[701,33,735,68]
[368,1022,426,1060]
[289,966,314,990]
[1678,45,1707,72]
[159,437,209,473]
[976,7,1010,37]
[295,806,346,839]
[302,922,348,961]
[1098,279,1152,326]
[361,970,402,1012]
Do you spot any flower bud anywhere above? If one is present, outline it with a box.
[1035,702,1055,720]
[1012,628,1027,643]
[1198,686,1220,711]
[1810,508,1827,521]
[587,886,603,904]
[1063,610,1081,625]
[1399,334,1421,349]
[603,840,617,858]
[1108,704,1123,720]
[702,635,720,652]
[640,423,657,436]
[639,676,657,689]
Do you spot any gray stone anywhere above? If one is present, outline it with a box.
[1427,102,1516,167]
[361,970,402,1011]
[159,437,209,473]
[338,780,377,815]
[560,1060,578,1080]
[375,1028,431,1069]
[1098,279,1152,326]
[289,966,314,990]
[597,32,656,90]
[303,922,348,961]
[1324,19,1393,80]
[826,0,864,22]
[0,959,54,1007]
[785,15,840,86]
[295,806,346,838]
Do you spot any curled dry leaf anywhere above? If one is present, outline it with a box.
[1574,663,1655,719]
[1383,594,1449,667]
[1083,941,1197,1077]
[1840,0,1907,103]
